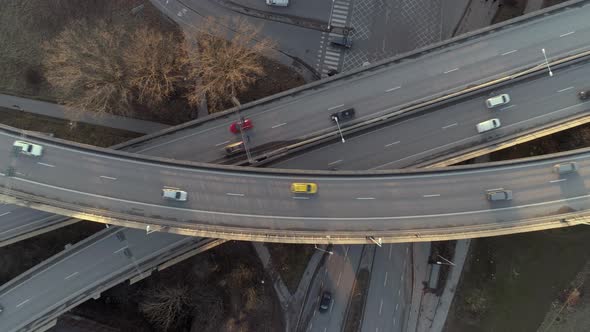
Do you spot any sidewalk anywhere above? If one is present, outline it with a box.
[0,94,169,134]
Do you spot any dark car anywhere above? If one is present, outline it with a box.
[579,89,590,100]
[331,108,355,123]
[319,291,332,312]
[229,118,253,134]
[330,35,352,49]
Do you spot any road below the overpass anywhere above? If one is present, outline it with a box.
[126,1,590,164]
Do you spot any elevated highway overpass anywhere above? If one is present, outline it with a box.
[2,122,590,244]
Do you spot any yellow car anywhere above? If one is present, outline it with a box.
[291,182,318,194]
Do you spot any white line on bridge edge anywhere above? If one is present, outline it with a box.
[442,123,458,129]
[423,194,441,198]
[16,299,30,308]
[501,49,517,56]
[559,31,575,37]
[549,178,567,183]
[99,176,117,180]
[0,212,11,217]
[356,197,375,200]
[557,86,574,93]
[226,193,245,197]
[328,159,343,166]
[65,271,79,280]
[327,104,345,111]
[271,122,287,129]
[486,187,504,191]
[500,105,516,111]
[443,68,459,74]
[214,140,230,147]
[384,141,400,148]
[292,197,309,200]
[37,162,55,168]
[385,86,402,92]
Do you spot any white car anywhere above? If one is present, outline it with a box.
[485,94,511,108]
[13,140,43,156]
[162,188,188,202]
[476,118,501,133]
[266,0,289,6]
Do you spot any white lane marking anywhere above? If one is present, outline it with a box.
[65,271,79,280]
[345,245,349,258]
[0,212,11,217]
[401,274,404,281]
[501,49,517,56]
[309,323,313,331]
[113,246,128,254]
[328,104,345,111]
[226,193,245,197]
[99,176,117,180]
[389,245,392,259]
[16,299,30,308]
[324,327,328,332]
[356,197,375,200]
[292,197,309,200]
[328,159,343,166]
[549,179,567,183]
[558,86,574,93]
[15,176,590,221]
[215,140,230,147]
[442,123,458,129]
[560,31,575,37]
[386,86,402,92]
[500,105,516,111]
[337,271,342,286]
[379,299,383,315]
[443,68,459,74]
[384,141,400,148]
[397,289,401,296]
[271,122,287,129]
[384,271,388,286]
[406,247,409,253]
[393,318,396,326]
[396,303,399,311]
[37,162,55,168]
[423,194,441,198]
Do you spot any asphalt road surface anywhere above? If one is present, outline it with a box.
[0,227,208,332]
[2,125,590,239]
[274,58,590,170]
[360,244,412,332]
[127,3,590,164]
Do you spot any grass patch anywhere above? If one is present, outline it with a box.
[343,268,370,332]
[444,227,590,332]
[0,107,141,147]
[265,243,314,293]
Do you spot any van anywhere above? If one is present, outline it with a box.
[476,118,501,133]
[553,162,578,174]
[486,189,512,201]
[266,0,289,6]
[224,141,245,155]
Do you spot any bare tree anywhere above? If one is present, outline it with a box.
[140,284,192,331]
[185,17,275,113]
[125,26,189,107]
[43,19,133,118]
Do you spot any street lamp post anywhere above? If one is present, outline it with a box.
[231,96,254,163]
[327,0,335,31]
[541,48,554,77]
[332,117,346,143]
[314,244,333,255]
[367,236,382,247]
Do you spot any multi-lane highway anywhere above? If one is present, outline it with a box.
[274,57,590,170]
[2,122,590,243]
[126,0,590,163]
[0,227,222,332]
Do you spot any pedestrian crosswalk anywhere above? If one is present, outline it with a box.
[315,0,352,77]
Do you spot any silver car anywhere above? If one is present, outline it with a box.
[486,189,512,201]
[485,94,511,108]
[162,188,188,202]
